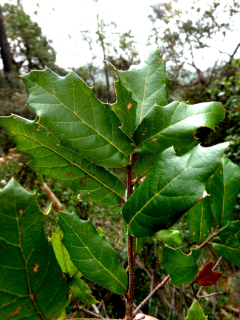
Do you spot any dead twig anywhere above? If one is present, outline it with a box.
[132,275,170,317]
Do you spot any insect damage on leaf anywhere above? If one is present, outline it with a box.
[195,261,222,286]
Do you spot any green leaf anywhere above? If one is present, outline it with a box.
[134,101,226,155]
[111,66,138,141]
[134,154,157,179]
[51,227,78,276]
[213,221,240,268]
[133,237,149,254]
[0,115,126,205]
[161,246,201,286]
[152,229,182,247]
[69,273,99,305]
[187,193,213,243]
[209,157,240,226]
[58,211,128,295]
[118,49,169,125]
[123,143,228,238]
[185,300,207,320]
[20,68,134,167]
[0,179,69,320]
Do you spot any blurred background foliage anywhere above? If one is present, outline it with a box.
[0,0,240,319]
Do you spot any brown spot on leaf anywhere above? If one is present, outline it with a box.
[84,177,88,181]
[47,132,50,135]
[141,133,145,136]
[4,246,7,250]
[37,126,40,132]
[19,209,24,215]
[158,60,165,64]
[88,192,90,194]
[7,305,22,318]
[195,261,222,286]
[87,165,91,169]
[52,89,56,94]
[127,103,132,110]
[152,137,158,142]
[79,178,83,185]
[33,263,40,273]
[68,172,74,180]
[173,133,179,136]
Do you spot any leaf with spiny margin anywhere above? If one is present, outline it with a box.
[213,221,240,268]
[68,273,99,305]
[20,68,134,168]
[134,101,225,155]
[123,143,228,238]
[118,49,169,126]
[187,192,213,244]
[152,229,182,247]
[51,227,78,276]
[58,211,128,295]
[161,246,201,286]
[185,300,207,320]
[0,115,126,206]
[0,179,69,320]
[209,157,240,227]
[111,66,137,141]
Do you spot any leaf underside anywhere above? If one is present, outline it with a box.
[20,68,134,168]
[153,229,182,247]
[51,227,78,276]
[123,143,228,238]
[161,246,201,286]
[0,179,69,320]
[58,211,128,295]
[0,115,126,205]
[185,300,207,320]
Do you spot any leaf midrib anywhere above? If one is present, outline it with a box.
[129,150,214,230]
[23,77,129,158]
[5,120,124,202]
[137,109,224,147]
[61,216,127,292]
[13,186,45,320]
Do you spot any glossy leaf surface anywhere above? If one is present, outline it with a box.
[213,221,240,267]
[195,261,222,286]
[0,179,69,320]
[162,246,201,286]
[153,229,182,247]
[185,300,207,320]
[209,157,240,226]
[58,211,128,295]
[0,115,126,205]
[123,143,227,238]
[187,194,213,243]
[20,68,134,167]
[134,101,225,155]
[51,227,78,276]
[118,49,169,125]
[69,273,98,305]
[111,67,137,141]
